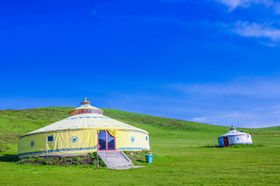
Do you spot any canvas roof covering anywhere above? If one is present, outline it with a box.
[219,129,248,137]
[26,98,148,136]
[27,113,147,135]
[74,104,101,110]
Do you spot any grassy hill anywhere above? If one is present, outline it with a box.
[0,107,280,185]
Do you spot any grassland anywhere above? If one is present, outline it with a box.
[0,107,280,185]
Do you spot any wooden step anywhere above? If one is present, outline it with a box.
[97,151,134,170]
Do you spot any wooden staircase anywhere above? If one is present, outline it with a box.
[97,151,134,170]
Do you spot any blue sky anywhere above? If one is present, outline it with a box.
[1,0,280,128]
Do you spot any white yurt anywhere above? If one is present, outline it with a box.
[218,126,253,147]
[18,97,150,158]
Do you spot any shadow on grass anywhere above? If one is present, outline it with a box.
[136,159,146,163]
[0,154,19,162]
[200,144,264,148]
[201,145,220,148]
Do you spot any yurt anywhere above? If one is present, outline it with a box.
[18,98,150,158]
[218,126,252,147]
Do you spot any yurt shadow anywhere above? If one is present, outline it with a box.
[136,159,146,163]
[201,144,262,149]
[0,154,19,162]
[200,145,221,148]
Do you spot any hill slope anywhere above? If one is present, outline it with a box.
[0,107,280,185]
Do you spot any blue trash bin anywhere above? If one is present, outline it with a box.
[146,153,153,164]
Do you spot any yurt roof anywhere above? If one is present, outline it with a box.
[220,129,248,137]
[27,113,148,135]
[22,98,148,137]
[74,104,102,111]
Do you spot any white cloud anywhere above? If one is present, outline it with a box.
[214,1,280,44]
[216,0,280,14]
[191,117,208,123]
[217,0,253,10]
[167,77,280,127]
[232,22,280,41]
[217,0,273,9]
[190,103,280,128]
[170,77,280,98]
[191,109,280,128]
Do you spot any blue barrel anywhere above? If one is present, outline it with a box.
[146,153,153,164]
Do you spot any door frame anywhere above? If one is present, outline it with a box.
[223,136,229,147]
[97,130,116,151]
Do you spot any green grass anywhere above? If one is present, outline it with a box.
[0,107,280,185]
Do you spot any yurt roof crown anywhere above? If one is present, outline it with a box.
[81,97,90,105]
[230,125,236,131]
[220,126,247,137]
[69,97,104,115]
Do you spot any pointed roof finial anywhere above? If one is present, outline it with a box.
[81,97,90,105]
[230,125,235,130]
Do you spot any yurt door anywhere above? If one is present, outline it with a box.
[98,130,107,150]
[98,130,116,151]
[107,130,116,150]
[223,137,229,147]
